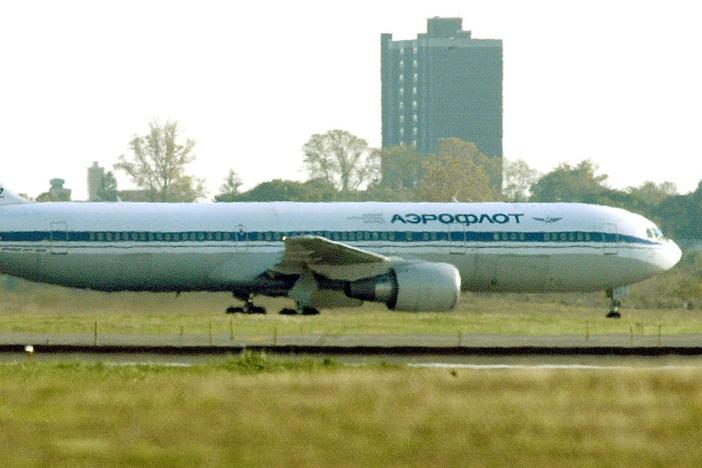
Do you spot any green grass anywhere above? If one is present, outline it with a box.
[2,288,702,339]
[1,355,702,467]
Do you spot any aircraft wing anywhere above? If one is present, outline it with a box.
[273,236,394,280]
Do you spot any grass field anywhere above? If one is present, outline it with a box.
[1,290,702,340]
[1,353,702,467]
[2,251,702,339]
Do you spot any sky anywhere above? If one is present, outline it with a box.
[1,0,700,200]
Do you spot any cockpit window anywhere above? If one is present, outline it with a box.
[647,226,665,240]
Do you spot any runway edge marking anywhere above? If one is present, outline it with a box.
[3,344,702,356]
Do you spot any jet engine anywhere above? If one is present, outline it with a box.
[344,262,461,312]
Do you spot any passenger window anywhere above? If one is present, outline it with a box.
[405,232,412,241]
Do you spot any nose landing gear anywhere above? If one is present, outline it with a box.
[606,299,622,319]
[605,287,628,319]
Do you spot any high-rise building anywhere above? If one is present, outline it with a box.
[87,161,105,201]
[381,17,503,158]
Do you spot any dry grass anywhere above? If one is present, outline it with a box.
[0,356,701,467]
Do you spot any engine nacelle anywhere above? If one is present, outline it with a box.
[345,262,461,312]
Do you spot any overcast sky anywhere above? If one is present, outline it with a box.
[1,0,700,200]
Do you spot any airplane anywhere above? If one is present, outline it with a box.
[0,181,682,318]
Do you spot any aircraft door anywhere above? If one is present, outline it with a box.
[448,223,466,254]
[49,222,68,255]
[601,223,619,256]
[235,223,248,249]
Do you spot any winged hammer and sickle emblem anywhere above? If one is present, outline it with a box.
[532,216,563,224]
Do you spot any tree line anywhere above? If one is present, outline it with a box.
[33,120,701,238]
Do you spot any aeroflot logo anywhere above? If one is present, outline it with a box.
[391,213,524,225]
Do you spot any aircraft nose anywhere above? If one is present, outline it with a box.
[660,239,682,271]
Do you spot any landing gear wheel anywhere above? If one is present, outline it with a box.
[606,310,622,319]
[249,305,267,315]
[279,308,298,315]
[226,292,267,315]
[606,298,622,320]
[301,307,320,316]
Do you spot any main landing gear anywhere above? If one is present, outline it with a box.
[226,294,266,315]
[279,305,321,316]
[224,293,320,316]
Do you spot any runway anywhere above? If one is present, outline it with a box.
[3,343,702,357]
[2,331,702,359]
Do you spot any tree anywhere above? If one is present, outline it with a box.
[379,145,422,190]
[115,120,205,202]
[415,153,500,202]
[530,160,608,202]
[233,178,337,202]
[36,179,71,202]
[656,180,702,238]
[214,170,243,202]
[626,181,677,207]
[96,171,119,202]
[302,130,380,193]
[502,159,540,202]
[434,138,503,190]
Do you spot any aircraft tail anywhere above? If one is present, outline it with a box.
[0,182,29,206]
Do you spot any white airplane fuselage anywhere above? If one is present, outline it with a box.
[0,201,681,304]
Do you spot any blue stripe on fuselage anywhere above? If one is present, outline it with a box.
[0,230,659,246]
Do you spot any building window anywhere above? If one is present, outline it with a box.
[412,114,418,122]
[399,115,404,123]
[399,87,404,96]
[413,47,418,55]
[399,74,404,82]
[413,127,417,135]
[413,60,417,68]
[399,60,404,67]
[399,102,404,110]
[412,87,417,95]
[413,73,418,82]
[412,100,417,109]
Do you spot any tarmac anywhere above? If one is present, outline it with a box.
[1,332,702,357]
